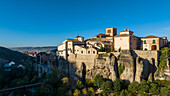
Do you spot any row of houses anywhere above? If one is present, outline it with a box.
[57,27,168,59]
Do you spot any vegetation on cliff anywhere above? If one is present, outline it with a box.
[158,47,170,74]
[73,73,170,96]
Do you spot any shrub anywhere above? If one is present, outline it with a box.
[140,47,143,50]
[106,49,111,53]
[138,80,149,93]
[119,47,121,52]
[128,81,139,94]
[94,74,104,88]
[76,80,84,90]
[149,82,160,95]
[101,81,113,95]
[82,88,88,95]
[73,89,81,96]
[88,87,95,96]
[137,91,147,96]
[160,87,170,96]
[117,55,120,61]
[113,78,123,92]
[118,64,125,76]
[86,78,95,87]
[120,89,129,96]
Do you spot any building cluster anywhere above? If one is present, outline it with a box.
[58,27,168,59]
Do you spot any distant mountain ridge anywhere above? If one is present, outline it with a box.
[11,46,57,51]
[0,46,32,65]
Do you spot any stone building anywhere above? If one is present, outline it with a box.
[57,36,86,59]
[114,29,141,51]
[58,27,169,59]
[141,35,168,50]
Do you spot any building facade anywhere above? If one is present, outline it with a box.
[57,27,169,59]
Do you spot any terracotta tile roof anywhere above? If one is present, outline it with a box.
[75,35,84,38]
[114,34,139,38]
[114,34,130,37]
[120,28,133,33]
[67,39,81,42]
[95,33,109,37]
[141,35,159,38]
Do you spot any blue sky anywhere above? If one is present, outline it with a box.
[0,0,170,47]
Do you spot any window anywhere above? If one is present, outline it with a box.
[153,40,155,44]
[93,51,95,54]
[144,40,146,44]
[81,51,83,54]
[88,51,90,54]
[107,30,111,33]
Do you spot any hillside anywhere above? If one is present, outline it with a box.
[0,46,32,65]
[11,46,57,51]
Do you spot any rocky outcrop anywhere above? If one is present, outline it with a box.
[57,50,164,83]
[86,54,118,81]
[135,57,151,82]
[119,50,135,83]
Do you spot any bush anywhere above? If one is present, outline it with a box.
[82,88,88,95]
[118,64,125,76]
[76,80,84,90]
[128,81,139,94]
[140,47,143,50]
[113,78,123,92]
[94,74,104,88]
[137,91,147,96]
[88,87,95,96]
[101,81,113,95]
[120,89,129,96]
[138,80,149,93]
[73,89,81,96]
[119,47,121,52]
[86,78,95,87]
[149,82,160,95]
[160,87,170,96]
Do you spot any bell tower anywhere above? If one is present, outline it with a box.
[106,27,117,36]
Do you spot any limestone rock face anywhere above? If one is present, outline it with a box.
[119,50,135,83]
[135,57,144,82]
[86,54,118,81]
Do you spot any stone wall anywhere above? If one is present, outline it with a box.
[132,50,159,67]
[57,50,161,83]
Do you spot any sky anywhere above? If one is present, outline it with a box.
[0,0,170,48]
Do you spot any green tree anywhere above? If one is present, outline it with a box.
[160,87,170,96]
[76,80,84,90]
[82,88,88,95]
[88,87,95,96]
[73,89,81,96]
[113,78,123,92]
[128,81,139,94]
[101,81,113,95]
[94,74,104,88]
[138,80,149,93]
[158,47,170,74]
[86,78,95,87]
[120,89,129,96]
[149,82,160,95]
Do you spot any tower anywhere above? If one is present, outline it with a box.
[106,27,117,36]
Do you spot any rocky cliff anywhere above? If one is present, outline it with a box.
[58,50,167,83]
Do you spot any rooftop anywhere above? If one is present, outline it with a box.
[120,28,133,33]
